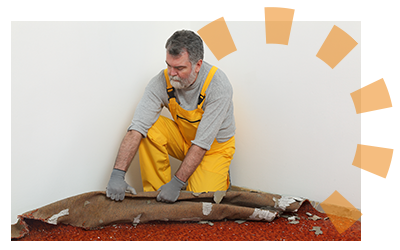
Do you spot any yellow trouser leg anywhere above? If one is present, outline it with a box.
[139,116,185,192]
[139,116,235,193]
[186,137,235,193]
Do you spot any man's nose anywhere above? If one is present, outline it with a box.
[168,67,178,76]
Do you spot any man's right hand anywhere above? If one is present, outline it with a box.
[106,169,137,201]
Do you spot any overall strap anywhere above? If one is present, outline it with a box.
[164,69,176,101]
[197,66,218,109]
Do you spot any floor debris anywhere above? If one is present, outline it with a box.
[234,220,247,224]
[306,212,313,217]
[309,226,323,235]
[287,215,300,221]
[198,221,214,226]
[308,215,322,221]
[281,213,302,225]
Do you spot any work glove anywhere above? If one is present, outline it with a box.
[106,169,137,201]
[156,175,185,203]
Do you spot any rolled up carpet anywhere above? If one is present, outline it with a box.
[11,190,305,239]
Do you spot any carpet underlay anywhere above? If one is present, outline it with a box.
[11,190,360,241]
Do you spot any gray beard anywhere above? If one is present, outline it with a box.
[169,68,197,90]
[170,79,189,89]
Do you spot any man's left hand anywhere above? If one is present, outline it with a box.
[156,175,185,203]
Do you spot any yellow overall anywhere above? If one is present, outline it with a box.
[138,66,235,193]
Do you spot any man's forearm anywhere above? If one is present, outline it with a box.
[175,144,207,182]
[113,130,143,172]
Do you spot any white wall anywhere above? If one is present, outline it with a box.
[11,22,189,223]
[11,21,360,223]
[191,21,360,207]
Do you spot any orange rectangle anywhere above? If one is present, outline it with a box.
[264,7,295,21]
[350,78,392,114]
[352,144,394,178]
[265,21,293,45]
[197,17,237,61]
[316,25,358,68]
[264,7,295,45]
[320,190,362,234]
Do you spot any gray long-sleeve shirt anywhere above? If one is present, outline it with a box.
[128,61,235,150]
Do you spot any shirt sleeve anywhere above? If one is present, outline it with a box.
[127,73,166,137]
[191,71,233,150]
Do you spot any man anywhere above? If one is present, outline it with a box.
[106,30,236,203]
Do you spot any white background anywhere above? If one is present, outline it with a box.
[11,20,361,221]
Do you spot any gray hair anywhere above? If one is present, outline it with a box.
[165,30,204,65]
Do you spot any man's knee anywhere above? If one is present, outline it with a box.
[145,116,172,145]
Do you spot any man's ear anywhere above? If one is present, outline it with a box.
[195,59,203,73]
